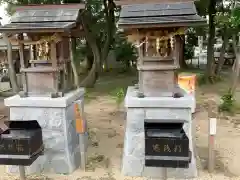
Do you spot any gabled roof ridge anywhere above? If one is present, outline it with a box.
[15,3,85,11]
[122,1,194,7]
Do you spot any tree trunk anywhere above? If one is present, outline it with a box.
[2,34,19,93]
[205,0,216,81]
[216,31,228,76]
[103,56,109,72]
[101,0,116,72]
[69,38,80,88]
[86,56,94,71]
[230,34,240,95]
[230,52,240,95]
[80,40,100,87]
[80,60,97,87]
[80,13,101,87]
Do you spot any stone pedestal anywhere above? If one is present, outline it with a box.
[122,87,197,179]
[4,88,86,174]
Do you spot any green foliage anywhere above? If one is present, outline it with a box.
[215,1,240,38]
[196,74,207,86]
[194,0,209,38]
[84,0,107,42]
[82,0,118,51]
[75,39,90,63]
[110,87,125,106]
[230,7,240,29]
[196,73,223,86]
[114,32,138,71]
[84,88,98,103]
[219,91,235,112]
[186,28,198,46]
[184,28,197,60]
[194,0,208,16]
[184,43,194,60]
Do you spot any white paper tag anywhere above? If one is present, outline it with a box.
[209,118,217,135]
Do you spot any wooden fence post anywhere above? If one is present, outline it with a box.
[208,103,217,173]
[19,166,26,180]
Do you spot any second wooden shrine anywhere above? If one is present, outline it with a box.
[0,4,85,97]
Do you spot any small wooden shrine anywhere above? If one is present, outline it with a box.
[0,4,85,97]
[118,1,205,97]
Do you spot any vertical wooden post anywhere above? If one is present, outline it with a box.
[29,45,34,61]
[4,50,7,62]
[174,35,181,88]
[19,34,28,95]
[74,103,87,171]
[208,104,217,173]
[19,41,25,68]
[69,37,79,88]
[174,35,181,67]
[62,38,72,87]
[137,30,143,60]
[59,41,67,92]
[208,117,216,173]
[162,168,167,180]
[33,45,37,60]
[50,41,59,95]
[145,33,148,57]
[50,42,57,68]
[137,29,143,91]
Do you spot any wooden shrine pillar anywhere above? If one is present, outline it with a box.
[174,35,181,85]
[50,41,58,94]
[29,45,33,61]
[69,37,79,88]
[59,40,67,92]
[174,35,181,67]
[18,34,28,94]
[136,29,143,88]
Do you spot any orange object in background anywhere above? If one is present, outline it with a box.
[74,103,85,134]
[178,74,196,95]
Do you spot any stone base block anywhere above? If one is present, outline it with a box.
[187,94,196,113]
[179,87,196,113]
[4,88,87,175]
[122,87,198,179]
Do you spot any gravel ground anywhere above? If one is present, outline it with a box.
[0,90,239,180]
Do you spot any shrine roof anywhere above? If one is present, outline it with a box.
[0,4,85,33]
[0,22,76,33]
[118,2,206,28]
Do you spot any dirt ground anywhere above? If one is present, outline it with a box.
[0,73,240,180]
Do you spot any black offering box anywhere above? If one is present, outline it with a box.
[0,121,44,166]
[144,121,191,168]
